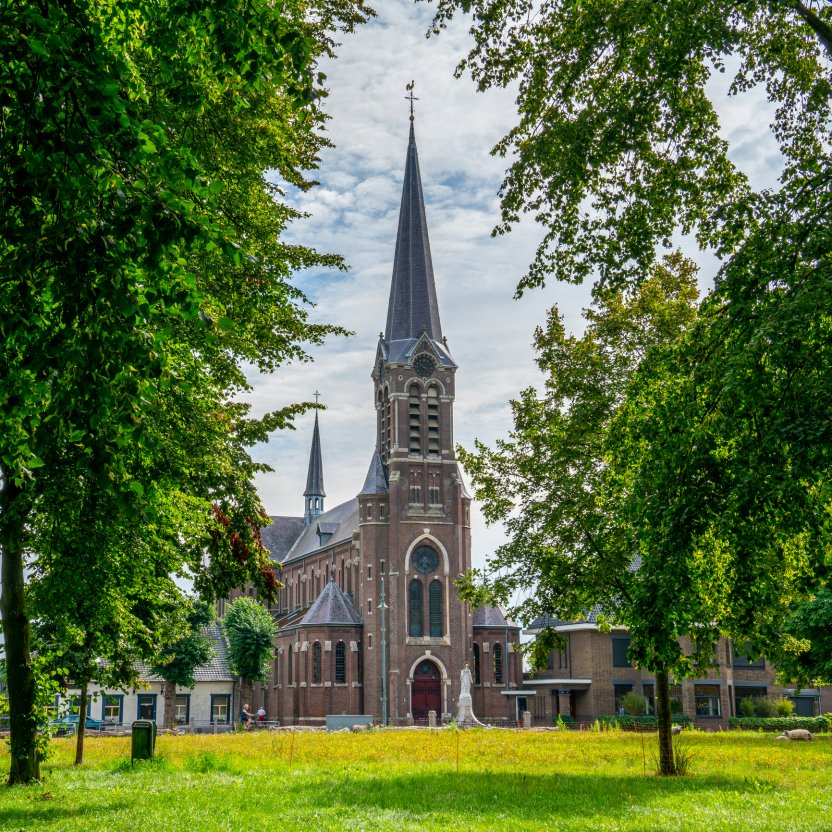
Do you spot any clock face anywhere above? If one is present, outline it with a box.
[412,545,439,574]
[413,353,436,379]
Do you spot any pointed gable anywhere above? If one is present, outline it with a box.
[301,580,363,627]
[472,605,520,630]
[360,450,388,495]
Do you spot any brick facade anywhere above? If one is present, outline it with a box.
[518,624,825,727]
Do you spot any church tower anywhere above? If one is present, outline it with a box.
[359,121,473,722]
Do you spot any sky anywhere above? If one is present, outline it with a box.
[248,0,785,568]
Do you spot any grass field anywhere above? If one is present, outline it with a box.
[1,729,831,831]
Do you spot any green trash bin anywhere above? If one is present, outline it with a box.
[131,720,157,764]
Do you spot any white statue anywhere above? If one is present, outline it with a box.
[460,663,473,698]
[456,661,486,727]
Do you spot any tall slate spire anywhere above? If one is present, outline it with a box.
[385,123,443,344]
[303,413,325,525]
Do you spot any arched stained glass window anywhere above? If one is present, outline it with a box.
[312,641,322,684]
[429,579,443,637]
[335,641,346,684]
[287,644,293,686]
[409,579,424,637]
[473,643,481,684]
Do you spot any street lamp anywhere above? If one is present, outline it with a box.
[378,577,389,726]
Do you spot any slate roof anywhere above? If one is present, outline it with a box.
[273,605,312,630]
[134,624,234,683]
[526,607,605,631]
[300,580,363,627]
[386,123,443,345]
[261,516,307,562]
[360,450,389,494]
[472,606,520,630]
[304,413,325,497]
[284,497,359,562]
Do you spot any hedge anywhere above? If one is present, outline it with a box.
[728,716,831,733]
[597,714,693,730]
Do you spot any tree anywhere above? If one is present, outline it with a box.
[152,601,215,730]
[776,589,832,687]
[0,0,372,784]
[458,254,701,774]
[437,1,832,773]
[28,468,195,764]
[221,597,277,711]
[430,0,832,292]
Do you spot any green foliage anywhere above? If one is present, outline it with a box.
[457,253,700,648]
[598,715,692,731]
[0,0,372,783]
[152,600,215,689]
[431,0,832,293]
[754,697,778,719]
[221,598,277,684]
[778,589,832,687]
[620,691,648,717]
[775,698,795,718]
[729,716,830,732]
[738,698,757,718]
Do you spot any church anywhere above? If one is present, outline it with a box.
[246,121,522,725]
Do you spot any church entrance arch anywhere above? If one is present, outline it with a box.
[411,659,441,721]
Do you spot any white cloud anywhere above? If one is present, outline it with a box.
[250,0,785,569]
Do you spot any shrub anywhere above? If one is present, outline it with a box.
[670,698,683,714]
[754,697,777,718]
[554,715,576,729]
[598,714,692,731]
[620,691,648,716]
[738,698,756,717]
[775,698,795,717]
[728,715,831,732]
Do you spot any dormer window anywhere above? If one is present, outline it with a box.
[316,522,337,546]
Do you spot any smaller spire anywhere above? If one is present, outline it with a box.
[303,412,325,525]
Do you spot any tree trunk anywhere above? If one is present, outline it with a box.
[163,679,177,730]
[74,682,88,766]
[0,476,40,785]
[655,669,677,776]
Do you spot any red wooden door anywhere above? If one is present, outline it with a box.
[412,660,441,720]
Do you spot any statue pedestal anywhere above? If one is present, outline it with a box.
[456,693,485,727]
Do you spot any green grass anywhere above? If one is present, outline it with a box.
[1,729,831,831]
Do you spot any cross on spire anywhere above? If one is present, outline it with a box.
[405,80,418,122]
[313,390,321,405]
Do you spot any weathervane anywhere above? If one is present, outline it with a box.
[405,80,418,121]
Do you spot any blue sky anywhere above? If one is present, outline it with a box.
[248,0,785,567]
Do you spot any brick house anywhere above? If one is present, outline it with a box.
[225,121,521,725]
[518,613,825,727]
